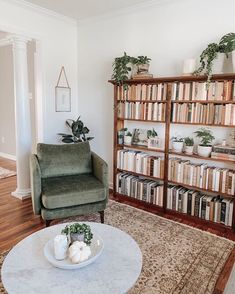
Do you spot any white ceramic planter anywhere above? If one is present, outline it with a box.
[197,145,212,157]
[212,53,225,74]
[184,145,194,155]
[124,136,132,145]
[172,141,184,153]
[182,59,196,75]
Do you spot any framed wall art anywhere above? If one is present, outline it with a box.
[55,66,71,112]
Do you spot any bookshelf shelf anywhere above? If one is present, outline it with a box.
[110,73,235,234]
[116,168,164,182]
[118,144,165,153]
[117,118,165,123]
[171,100,235,104]
[168,180,234,199]
[171,122,235,128]
[169,151,235,164]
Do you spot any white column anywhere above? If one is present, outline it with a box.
[10,35,32,200]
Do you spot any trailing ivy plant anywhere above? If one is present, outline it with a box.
[58,116,94,143]
[194,32,235,85]
[112,52,151,89]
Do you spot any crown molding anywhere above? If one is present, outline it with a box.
[0,0,78,26]
[78,0,176,24]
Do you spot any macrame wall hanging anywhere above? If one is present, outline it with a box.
[55,66,71,112]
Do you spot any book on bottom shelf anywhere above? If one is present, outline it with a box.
[116,172,163,207]
[167,185,234,226]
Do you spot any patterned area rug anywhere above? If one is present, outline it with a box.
[0,167,16,179]
[0,201,234,294]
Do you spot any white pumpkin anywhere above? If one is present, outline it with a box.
[68,241,91,264]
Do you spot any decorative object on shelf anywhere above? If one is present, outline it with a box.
[147,128,160,149]
[58,116,94,143]
[184,137,194,155]
[172,136,184,153]
[61,223,93,246]
[68,241,91,264]
[54,234,68,260]
[55,66,71,112]
[112,52,152,88]
[194,32,235,85]
[124,131,133,145]
[182,58,196,75]
[117,128,126,145]
[194,128,215,157]
[132,56,153,79]
[132,128,148,146]
[228,130,235,147]
[211,144,235,161]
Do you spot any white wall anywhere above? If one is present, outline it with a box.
[77,0,235,183]
[0,45,16,157]
[0,0,78,144]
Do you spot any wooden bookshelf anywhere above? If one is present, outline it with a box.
[110,73,235,233]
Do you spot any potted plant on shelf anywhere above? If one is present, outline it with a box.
[194,128,215,157]
[58,116,94,143]
[147,128,159,149]
[62,223,93,245]
[172,136,184,153]
[184,137,194,155]
[135,56,152,75]
[112,52,151,88]
[117,128,127,145]
[124,130,133,145]
[194,32,235,85]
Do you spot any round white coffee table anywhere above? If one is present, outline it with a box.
[2,222,142,294]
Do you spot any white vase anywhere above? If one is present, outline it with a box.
[182,59,196,75]
[212,53,225,74]
[184,145,194,155]
[197,145,212,157]
[172,141,184,153]
[124,136,132,145]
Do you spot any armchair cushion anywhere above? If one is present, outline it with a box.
[37,142,92,178]
[41,174,106,209]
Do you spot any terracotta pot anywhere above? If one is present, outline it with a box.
[197,145,212,157]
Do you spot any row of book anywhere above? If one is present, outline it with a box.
[116,172,164,206]
[168,157,235,196]
[172,81,235,101]
[117,149,164,178]
[167,186,233,226]
[211,145,235,161]
[117,102,166,121]
[171,103,235,125]
[117,84,167,101]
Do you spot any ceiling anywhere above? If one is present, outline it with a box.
[24,0,148,20]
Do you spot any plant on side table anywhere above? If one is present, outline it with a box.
[184,137,194,155]
[58,116,94,143]
[172,136,184,153]
[194,128,215,157]
[62,223,93,245]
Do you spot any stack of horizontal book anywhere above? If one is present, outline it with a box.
[171,80,235,101]
[168,157,235,195]
[117,149,164,178]
[167,185,233,226]
[117,84,168,101]
[171,103,235,125]
[211,145,235,161]
[117,101,166,121]
[116,172,163,206]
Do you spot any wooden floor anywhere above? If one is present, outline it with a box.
[0,157,234,293]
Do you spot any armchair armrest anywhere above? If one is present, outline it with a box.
[30,154,42,215]
[91,152,108,188]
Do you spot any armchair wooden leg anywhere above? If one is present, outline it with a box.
[45,220,52,227]
[99,211,104,224]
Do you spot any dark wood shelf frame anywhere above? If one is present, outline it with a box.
[110,74,235,233]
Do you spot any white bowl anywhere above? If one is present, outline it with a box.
[44,234,104,270]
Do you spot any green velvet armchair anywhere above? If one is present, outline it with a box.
[30,141,108,226]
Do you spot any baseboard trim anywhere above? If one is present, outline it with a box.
[0,152,16,161]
